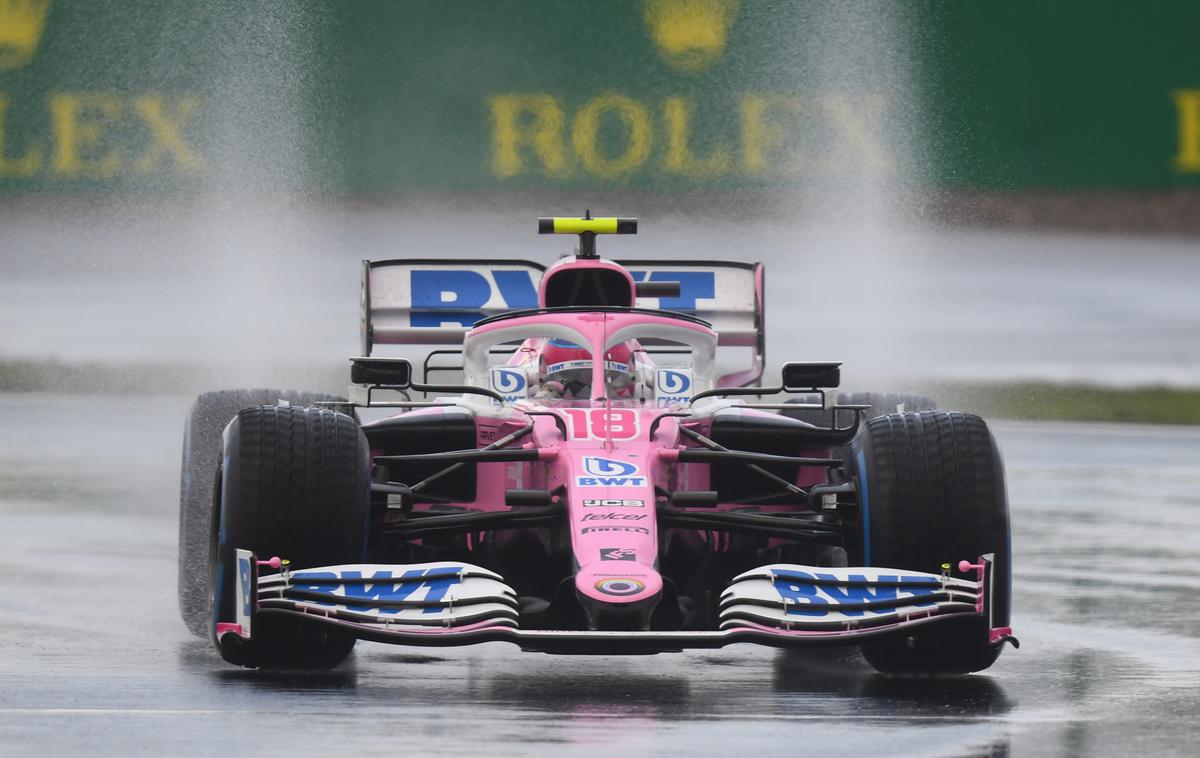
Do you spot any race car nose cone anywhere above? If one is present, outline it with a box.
[574,563,664,631]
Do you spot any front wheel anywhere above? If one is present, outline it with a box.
[850,411,1010,674]
[179,389,349,636]
[211,405,371,669]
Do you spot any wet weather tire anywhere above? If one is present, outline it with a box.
[851,411,1010,675]
[178,389,350,637]
[211,405,370,669]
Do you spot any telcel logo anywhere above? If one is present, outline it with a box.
[576,456,647,487]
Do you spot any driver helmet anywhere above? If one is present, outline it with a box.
[540,339,636,398]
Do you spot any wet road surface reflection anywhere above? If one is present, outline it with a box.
[1,395,1198,756]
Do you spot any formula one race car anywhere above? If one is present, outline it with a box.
[178,215,1016,674]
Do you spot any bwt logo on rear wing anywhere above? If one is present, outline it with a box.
[360,259,763,359]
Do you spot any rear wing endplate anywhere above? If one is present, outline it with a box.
[361,258,765,386]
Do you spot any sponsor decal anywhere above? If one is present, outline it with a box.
[581,525,651,534]
[489,367,528,403]
[291,568,464,615]
[576,456,647,487]
[583,498,644,507]
[564,408,641,440]
[238,554,252,618]
[601,547,637,561]
[409,269,538,328]
[583,512,647,521]
[545,359,591,374]
[655,368,692,405]
[408,269,715,326]
[595,577,646,596]
[772,571,939,617]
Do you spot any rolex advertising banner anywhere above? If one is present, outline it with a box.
[1,0,1198,194]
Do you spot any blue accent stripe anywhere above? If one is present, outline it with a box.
[212,561,225,639]
[1005,504,1013,616]
[857,449,872,565]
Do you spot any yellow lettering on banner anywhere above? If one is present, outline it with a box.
[488,94,569,178]
[0,93,40,176]
[1171,90,1200,173]
[486,90,899,182]
[663,97,731,176]
[133,95,203,173]
[739,93,803,174]
[49,92,121,178]
[820,94,893,173]
[572,93,652,179]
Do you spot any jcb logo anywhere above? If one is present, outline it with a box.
[583,499,644,508]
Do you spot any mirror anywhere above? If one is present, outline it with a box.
[350,357,413,387]
[781,361,841,390]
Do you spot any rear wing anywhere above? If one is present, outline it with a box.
[361,258,765,385]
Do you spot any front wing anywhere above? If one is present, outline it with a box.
[217,550,1014,654]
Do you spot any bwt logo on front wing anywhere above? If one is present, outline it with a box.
[773,572,939,618]
[576,456,647,487]
[290,568,464,615]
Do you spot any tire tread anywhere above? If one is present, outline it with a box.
[211,405,369,668]
[178,388,347,636]
[855,411,1010,674]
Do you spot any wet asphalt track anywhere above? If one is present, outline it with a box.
[1,394,1198,757]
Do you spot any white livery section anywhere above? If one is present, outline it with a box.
[718,564,982,631]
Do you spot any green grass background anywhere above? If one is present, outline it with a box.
[3,358,1198,425]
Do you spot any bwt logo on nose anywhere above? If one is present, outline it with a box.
[576,456,646,487]
[585,457,638,476]
[409,269,715,327]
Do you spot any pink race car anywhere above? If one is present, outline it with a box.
[178,216,1016,673]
